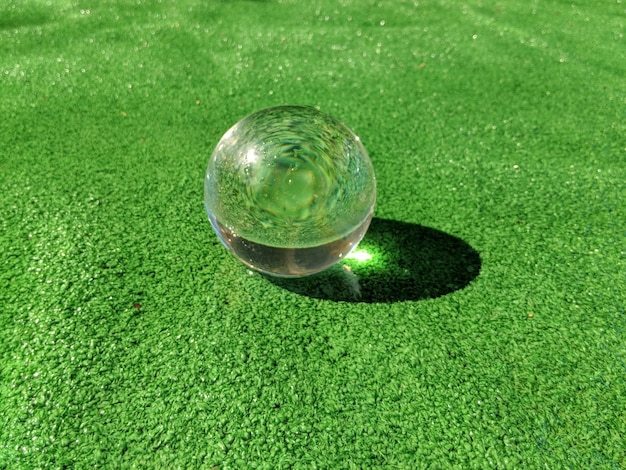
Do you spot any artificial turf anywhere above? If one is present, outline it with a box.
[1,0,625,467]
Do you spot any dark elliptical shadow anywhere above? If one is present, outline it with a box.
[266,217,481,303]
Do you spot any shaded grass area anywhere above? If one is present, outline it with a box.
[269,218,482,303]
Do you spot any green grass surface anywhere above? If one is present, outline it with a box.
[1,0,625,467]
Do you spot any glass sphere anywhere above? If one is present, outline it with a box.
[204,105,376,277]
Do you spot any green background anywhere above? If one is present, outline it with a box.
[1,0,625,467]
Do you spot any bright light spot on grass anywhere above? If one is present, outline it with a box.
[346,249,372,262]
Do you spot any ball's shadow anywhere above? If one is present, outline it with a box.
[266,217,481,303]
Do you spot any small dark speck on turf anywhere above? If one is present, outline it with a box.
[133,302,141,309]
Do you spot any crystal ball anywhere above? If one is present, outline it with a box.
[204,105,376,277]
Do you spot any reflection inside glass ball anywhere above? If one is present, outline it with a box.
[204,105,376,277]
